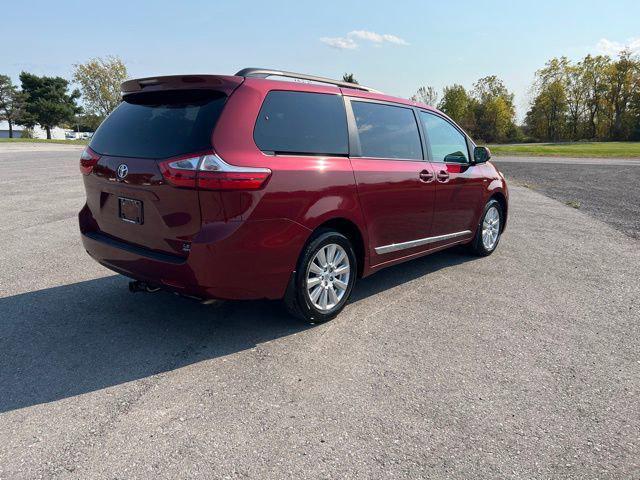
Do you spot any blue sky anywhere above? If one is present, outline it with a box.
[3,0,639,119]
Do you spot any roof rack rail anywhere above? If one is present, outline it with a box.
[235,68,380,93]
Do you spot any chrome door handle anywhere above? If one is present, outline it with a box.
[436,171,450,182]
[419,170,434,183]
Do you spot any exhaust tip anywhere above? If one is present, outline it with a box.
[129,280,161,293]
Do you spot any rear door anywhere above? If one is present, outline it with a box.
[419,110,485,239]
[84,89,228,257]
[346,98,436,265]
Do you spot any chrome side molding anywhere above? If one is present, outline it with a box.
[375,230,472,255]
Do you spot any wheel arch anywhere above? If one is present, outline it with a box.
[488,191,508,232]
[308,217,367,278]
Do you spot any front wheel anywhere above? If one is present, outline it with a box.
[284,230,357,323]
[469,199,503,256]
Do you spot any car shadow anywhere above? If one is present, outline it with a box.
[0,248,475,413]
[351,247,472,303]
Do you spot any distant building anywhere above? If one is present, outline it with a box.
[0,121,67,139]
[0,121,23,138]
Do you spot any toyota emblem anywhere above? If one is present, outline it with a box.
[116,164,129,180]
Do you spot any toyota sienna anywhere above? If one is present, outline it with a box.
[79,68,508,322]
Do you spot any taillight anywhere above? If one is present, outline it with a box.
[197,155,271,191]
[158,156,200,188]
[158,153,271,191]
[79,146,100,175]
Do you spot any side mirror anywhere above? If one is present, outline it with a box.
[444,151,468,163]
[473,146,491,164]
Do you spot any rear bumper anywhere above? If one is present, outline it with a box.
[80,209,311,300]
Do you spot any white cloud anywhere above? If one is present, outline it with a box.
[320,36,358,50]
[348,30,409,46]
[320,30,409,50]
[381,34,410,46]
[348,30,385,43]
[596,37,640,56]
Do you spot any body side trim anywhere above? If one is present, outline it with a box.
[374,230,472,255]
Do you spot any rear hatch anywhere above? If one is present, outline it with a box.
[83,84,233,258]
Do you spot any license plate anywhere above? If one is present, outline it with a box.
[118,197,143,224]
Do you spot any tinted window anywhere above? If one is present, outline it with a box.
[351,101,422,160]
[90,90,226,159]
[420,111,469,163]
[254,91,348,155]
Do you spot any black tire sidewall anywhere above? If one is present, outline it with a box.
[294,231,357,322]
[473,199,503,256]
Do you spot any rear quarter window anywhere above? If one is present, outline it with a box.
[90,90,226,159]
[254,91,348,156]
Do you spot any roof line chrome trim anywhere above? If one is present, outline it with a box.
[375,230,472,255]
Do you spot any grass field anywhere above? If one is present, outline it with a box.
[0,138,88,145]
[2,138,640,158]
[488,142,640,158]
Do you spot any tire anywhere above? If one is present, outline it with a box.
[284,229,357,323]
[469,199,503,256]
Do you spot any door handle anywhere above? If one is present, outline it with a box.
[436,170,450,183]
[419,170,434,183]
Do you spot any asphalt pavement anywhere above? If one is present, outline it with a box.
[494,155,640,240]
[0,145,638,479]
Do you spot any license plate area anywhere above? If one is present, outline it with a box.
[118,197,143,224]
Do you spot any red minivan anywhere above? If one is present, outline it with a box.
[79,68,508,322]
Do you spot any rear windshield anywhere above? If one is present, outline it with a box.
[90,90,226,159]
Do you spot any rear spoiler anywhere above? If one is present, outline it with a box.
[121,75,244,97]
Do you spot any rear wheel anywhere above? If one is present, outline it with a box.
[284,230,357,323]
[469,199,503,256]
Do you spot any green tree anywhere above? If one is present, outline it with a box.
[582,55,611,139]
[74,113,103,132]
[526,58,572,141]
[565,63,588,140]
[0,75,26,138]
[438,84,469,121]
[342,73,358,84]
[19,72,80,139]
[535,57,570,87]
[605,50,639,140]
[525,53,640,142]
[73,56,127,121]
[525,80,567,141]
[438,84,476,133]
[472,75,514,103]
[479,96,516,142]
[629,87,640,140]
[410,86,438,106]
[471,76,516,142]
[581,55,611,140]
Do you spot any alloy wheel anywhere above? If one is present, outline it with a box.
[306,243,351,311]
[482,206,500,250]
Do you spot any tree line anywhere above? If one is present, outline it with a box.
[525,51,640,141]
[1,55,638,142]
[410,50,640,143]
[411,77,520,143]
[0,56,127,138]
